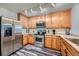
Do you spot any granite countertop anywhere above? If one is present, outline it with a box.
[59,34,79,52]
[46,34,79,52]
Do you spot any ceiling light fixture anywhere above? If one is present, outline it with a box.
[51,3,56,7]
[39,6,43,11]
[30,8,33,13]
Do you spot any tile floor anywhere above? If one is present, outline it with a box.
[11,45,62,56]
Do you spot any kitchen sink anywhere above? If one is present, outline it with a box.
[67,38,79,46]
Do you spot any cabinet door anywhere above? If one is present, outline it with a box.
[28,35,35,44]
[65,49,72,56]
[56,36,61,50]
[51,9,71,28]
[28,19,32,29]
[61,40,67,56]
[23,35,28,45]
[20,15,28,28]
[52,36,61,50]
[45,14,52,28]
[31,17,36,28]
[45,35,52,48]
[24,17,29,28]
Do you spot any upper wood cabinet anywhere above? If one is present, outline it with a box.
[19,14,29,28]
[31,17,37,28]
[28,15,46,28]
[19,9,71,29]
[45,14,52,28]
[28,19,32,29]
[36,15,45,22]
[51,9,71,28]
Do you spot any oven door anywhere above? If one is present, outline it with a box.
[35,35,44,47]
[36,37,42,42]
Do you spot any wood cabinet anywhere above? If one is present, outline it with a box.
[61,38,79,56]
[19,9,71,29]
[31,17,37,28]
[51,9,71,28]
[45,35,52,48]
[45,14,52,28]
[60,39,67,56]
[28,19,32,29]
[19,14,29,28]
[23,34,28,45]
[36,15,45,22]
[28,34,35,45]
[51,36,61,50]
[45,35,61,50]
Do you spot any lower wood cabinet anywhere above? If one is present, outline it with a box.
[23,34,28,45]
[45,35,52,48]
[51,36,61,50]
[60,40,67,56]
[28,34,35,45]
[45,35,61,51]
[61,38,79,56]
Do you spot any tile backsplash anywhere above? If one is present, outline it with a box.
[25,28,70,35]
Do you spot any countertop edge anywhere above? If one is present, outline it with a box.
[60,35,79,52]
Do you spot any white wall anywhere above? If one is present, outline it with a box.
[0,7,17,20]
[70,4,79,35]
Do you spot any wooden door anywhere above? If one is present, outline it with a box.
[45,35,52,48]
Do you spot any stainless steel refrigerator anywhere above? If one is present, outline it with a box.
[0,16,23,56]
[13,21,23,52]
[0,16,14,56]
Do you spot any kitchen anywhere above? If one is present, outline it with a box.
[0,3,79,56]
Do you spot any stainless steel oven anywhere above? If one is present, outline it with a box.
[34,35,44,48]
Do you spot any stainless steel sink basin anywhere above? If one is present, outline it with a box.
[67,38,79,46]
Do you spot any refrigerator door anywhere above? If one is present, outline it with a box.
[1,23,13,56]
[13,24,23,52]
[2,37,13,56]
[13,34,23,52]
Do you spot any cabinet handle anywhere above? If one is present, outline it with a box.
[64,49,67,56]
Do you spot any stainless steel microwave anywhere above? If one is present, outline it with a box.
[36,22,45,28]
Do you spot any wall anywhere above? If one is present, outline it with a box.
[0,7,17,20]
[70,4,79,35]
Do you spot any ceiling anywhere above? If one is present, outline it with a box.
[0,3,74,16]
[0,3,41,12]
